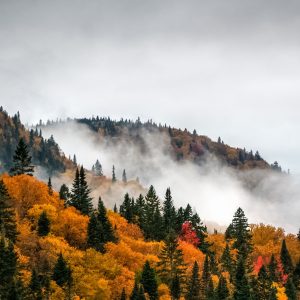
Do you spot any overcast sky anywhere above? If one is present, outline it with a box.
[1,0,300,172]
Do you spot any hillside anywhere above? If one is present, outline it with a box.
[0,108,73,175]
[39,117,274,171]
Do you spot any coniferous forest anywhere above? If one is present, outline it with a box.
[0,109,299,299]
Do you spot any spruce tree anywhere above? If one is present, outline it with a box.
[268,287,277,300]
[48,177,53,195]
[280,239,293,275]
[130,280,139,300]
[256,265,271,300]
[120,287,126,300]
[285,277,296,300]
[140,261,158,300]
[293,259,300,291]
[143,185,163,241]
[37,211,50,237]
[170,274,181,300]
[29,269,43,300]
[59,184,70,203]
[70,167,93,215]
[122,169,127,183]
[112,165,117,182]
[186,261,201,300]
[52,253,72,288]
[87,212,104,252]
[0,180,17,243]
[97,197,116,244]
[10,138,34,176]
[268,254,278,282]
[162,188,176,236]
[157,232,186,289]
[0,237,18,298]
[138,285,146,300]
[231,208,252,259]
[94,159,103,176]
[114,203,118,213]
[221,244,233,279]
[135,194,145,226]
[216,274,229,300]
[233,257,251,300]
[120,193,134,223]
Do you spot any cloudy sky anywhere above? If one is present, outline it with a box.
[1,0,300,172]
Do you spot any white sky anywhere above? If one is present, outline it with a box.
[1,0,300,172]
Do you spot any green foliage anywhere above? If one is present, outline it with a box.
[221,244,233,279]
[186,261,201,300]
[37,211,50,237]
[162,188,176,236]
[87,212,104,252]
[52,253,72,288]
[0,180,17,243]
[170,274,181,300]
[29,269,43,300]
[216,274,229,300]
[280,239,294,275]
[59,184,70,203]
[10,138,34,176]
[70,167,93,215]
[233,257,251,300]
[140,261,158,300]
[255,265,271,300]
[285,277,296,300]
[47,177,53,195]
[268,254,278,283]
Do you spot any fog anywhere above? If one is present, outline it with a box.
[40,121,300,234]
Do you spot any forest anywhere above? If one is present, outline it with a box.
[0,130,300,300]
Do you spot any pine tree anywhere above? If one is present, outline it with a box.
[87,212,104,252]
[285,277,296,300]
[256,265,271,300]
[52,253,72,288]
[112,165,117,182]
[0,237,18,298]
[293,259,300,291]
[221,244,233,279]
[225,223,234,240]
[120,193,134,223]
[268,254,278,282]
[122,169,127,183]
[140,261,158,300]
[37,211,50,237]
[157,232,186,290]
[280,239,293,275]
[120,287,126,300]
[143,186,163,241]
[73,154,77,166]
[170,274,181,300]
[70,167,93,215]
[94,159,103,176]
[130,280,139,300]
[162,188,176,236]
[233,257,251,300]
[186,261,201,300]
[48,177,53,195]
[29,269,43,300]
[231,208,252,258]
[135,194,145,226]
[0,180,17,243]
[114,203,118,213]
[59,184,70,203]
[216,274,229,300]
[10,138,34,176]
[97,197,116,244]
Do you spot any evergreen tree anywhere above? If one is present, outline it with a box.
[285,277,296,300]
[293,259,300,291]
[162,188,176,236]
[268,287,277,300]
[186,261,201,300]
[0,237,18,299]
[157,232,186,289]
[224,223,234,240]
[59,184,70,203]
[29,269,43,300]
[0,180,17,243]
[170,274,181,300]
[97,197,116,245]
[120,287,126,300]
[10,138,34,176]
[73,154,77,166]
[114,203,118,213]
[184,204,193,221]
[256,265,271,300]
[221,244,233,279]
[206,276,215,300]
[233,257,251,300]
[48,177,53,195]
[280,239,293,275]
[94,159,103,176]
[122,169,127,183]
[268,254,278,282]
[140,261,158,300]
[138,285,146,300]
[112,165,117,182]
[52,253,72,289]
[87,212,104,252]
[297,229,300,242]
[231,208,252,259]
[37,211,50,237]
[216,274,229,300]
[130,280,139,300]
[120,193,134,223]
[143,186,163,241]
[70,167,93,215]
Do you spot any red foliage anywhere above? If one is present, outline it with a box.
[277,260,288,284]
[179,221,200,247]
[254,256,264,275]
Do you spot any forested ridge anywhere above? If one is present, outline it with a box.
[0,134,299,300]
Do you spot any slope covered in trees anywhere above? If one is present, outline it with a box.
[0,108,73,175]
[0,170,299,299]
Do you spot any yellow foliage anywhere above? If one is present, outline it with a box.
[158,284,171,299]
[272,282,288,300]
